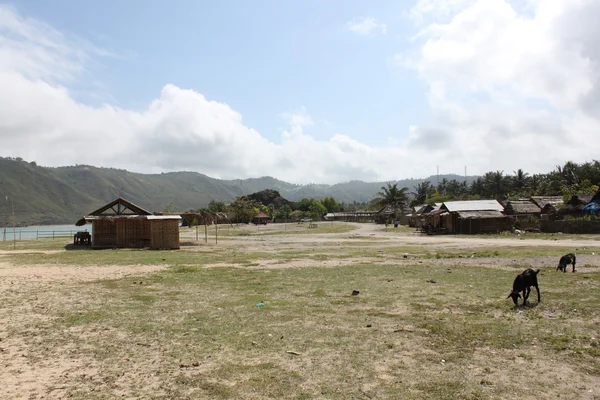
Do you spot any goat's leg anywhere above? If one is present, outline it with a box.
[534,284,540,303]
[572,261,576,273]
[523,288,530,305]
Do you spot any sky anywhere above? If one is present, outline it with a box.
[0,0,599,184]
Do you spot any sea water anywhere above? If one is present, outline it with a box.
[0,224,92,241]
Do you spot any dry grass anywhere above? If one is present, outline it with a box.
[1,222,600,399]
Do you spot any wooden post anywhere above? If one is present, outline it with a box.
[215,222,218,245]
[11,197,15,250]
[195,224,198,241]
[204,224,208,243]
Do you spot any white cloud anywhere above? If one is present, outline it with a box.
[399,0,600,176]
[346,17,388,36]
[0,6,409,184]
[280,107,313,134]
[2,3,600,187]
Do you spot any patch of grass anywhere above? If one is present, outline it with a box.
[63,310,108,326]
[0,237,70,251]
[5,228,600,399]
[423,246,600,259]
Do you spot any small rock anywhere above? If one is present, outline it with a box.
[351,290,360,296]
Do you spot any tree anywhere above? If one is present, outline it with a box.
[296,198,312,212]
[275,205,292,221]
[436,178,449,196]
[375,183,408,215]
[308,200,327,221]
[511,169,530,194]
[207,200,226,213]
[410,181,433,206]
[321,196,341,213]
[228,197,260,224]
[446,179,466,197]
[482,170,508,200]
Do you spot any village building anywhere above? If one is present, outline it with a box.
[323,211,376,222]
[529,196,564,210]
[503,199,541,218]
[423,200,512,234]
[251,211,271,225]
[76,197,181,249]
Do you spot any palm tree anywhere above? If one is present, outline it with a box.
[557,161,581,186]
[512,169,530,193]
[376,182,409,216]
[437,178,449,196]
[483,170,508,200]
[410,181,432,206]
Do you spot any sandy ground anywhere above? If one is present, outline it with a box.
[1,222,600,399]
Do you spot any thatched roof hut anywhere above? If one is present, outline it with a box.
[252,211,271,225]
[567,195,593,207]
[530,196,564,209]
[504,200,541,216]
[76,197,181,250]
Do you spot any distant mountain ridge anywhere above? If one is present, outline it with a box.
[0,157,478,225]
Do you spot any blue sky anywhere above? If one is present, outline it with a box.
[1,0,599,184]
[18,0,426,145]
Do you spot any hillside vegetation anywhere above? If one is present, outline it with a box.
[0,157,473,225]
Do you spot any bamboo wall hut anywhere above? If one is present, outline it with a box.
[425,200,512,234]
[540,203,559,221]
[76,198,181,250]
[374,205,396,224]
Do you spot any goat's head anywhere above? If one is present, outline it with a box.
[507,291,521,305]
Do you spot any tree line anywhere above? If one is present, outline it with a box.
[410,161,600,207]
[181,161,600,225]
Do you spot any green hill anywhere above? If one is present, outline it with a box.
[0,157,476,225]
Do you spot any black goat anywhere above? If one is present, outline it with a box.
[557,253,576,273]
[507,268,541,308]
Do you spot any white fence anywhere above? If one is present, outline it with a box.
[1,227,89,241]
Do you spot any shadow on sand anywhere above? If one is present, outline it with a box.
[63,243,93,251]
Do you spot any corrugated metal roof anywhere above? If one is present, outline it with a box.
[456,210,507,219]
[442,200,504,212]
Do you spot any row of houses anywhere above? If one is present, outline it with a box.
[75,193,600,249]
[410,195,600,234]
